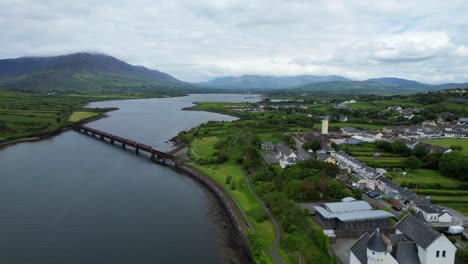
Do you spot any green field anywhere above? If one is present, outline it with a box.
[391,169,468,213]
[422,138,468,155]
[0,91,134,142]
[316,122,384,131]
[68,111,99,122]
[393,169,462,189]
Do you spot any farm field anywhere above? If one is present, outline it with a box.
[422,138,468,155]
[392,169,468,214]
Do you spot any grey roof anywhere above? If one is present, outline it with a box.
[277,142,293,156]
[350,233,370,264]
[367,228,387,252]
[396,214,441,249]
[314,202,393,222]
[394,242,421,264]
[261,141,274,147]
[316,153,329,161]
[342,127,360,132]
[388,234,407,245]
[323,201,372,213]
[415,211,426,222]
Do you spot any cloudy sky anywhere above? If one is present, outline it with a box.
[1,0,468,83]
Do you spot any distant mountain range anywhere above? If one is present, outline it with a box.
[195,75,350,89]
[196,76,468,95]
[0,53,196,95]
[1,53,467,95]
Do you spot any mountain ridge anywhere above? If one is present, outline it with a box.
[0,53,193,94]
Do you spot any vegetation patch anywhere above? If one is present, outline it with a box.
[68,111,98,122]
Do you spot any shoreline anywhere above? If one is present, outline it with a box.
[0,108,116,150]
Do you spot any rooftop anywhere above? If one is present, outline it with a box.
[395,214,441,249]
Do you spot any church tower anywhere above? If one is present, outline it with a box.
[366,228,387,263]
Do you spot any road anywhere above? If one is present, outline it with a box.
[292,135,311,161]
[242,172,283,264]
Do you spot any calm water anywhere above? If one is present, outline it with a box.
[0,94,259,264]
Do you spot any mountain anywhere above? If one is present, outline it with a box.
[272,79,468,95]
[367,77,423,87]
[195,75,350,89]
[0,53,195,94]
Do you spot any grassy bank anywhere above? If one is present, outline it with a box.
[0,91,143,143]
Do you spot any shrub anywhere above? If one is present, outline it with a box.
[225,175,232,184]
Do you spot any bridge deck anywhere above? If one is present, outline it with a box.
[75,125,174,160]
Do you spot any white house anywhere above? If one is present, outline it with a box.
[413,204,453,223]
[350,215,457,264]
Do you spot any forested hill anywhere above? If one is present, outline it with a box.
[0,53,199,95]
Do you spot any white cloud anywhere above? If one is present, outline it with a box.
[0,0,468,83]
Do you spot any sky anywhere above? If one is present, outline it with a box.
[1,0,468,83]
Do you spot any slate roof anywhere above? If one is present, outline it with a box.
[394,242,421,264]
[367,228,387,252]
[415,211,426,222]
[261,141,274,147]
[396,214,441,249]
[350,233,370,264]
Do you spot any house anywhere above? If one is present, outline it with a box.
[276,142,302,168]
[459,117,468,125]
[261,141,274,151]
[316,152,337,164]
[347,138,361,145]
[388,106,403,112]
[340,127,363,136]
[422,120,436,126]
[395,215,456,263]
[413,204,452,223]
[350,215,457,264]
[364,131,383,141]
[333,151,381,178]
[313,200,393,230]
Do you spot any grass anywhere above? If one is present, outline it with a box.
[391,169,468,214]
[315,122,384,131]
[392,169,463,189]
[0,91,132,142]
[68,111,99,122]
[191,163,277,263]
[422,138,468,155]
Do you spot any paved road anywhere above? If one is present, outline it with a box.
[242,172,283,264]
[292,135,311,160]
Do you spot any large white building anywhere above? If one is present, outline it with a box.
[350,214,457,264]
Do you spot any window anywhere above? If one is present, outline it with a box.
[442,251,446,258]
[436,251,440,257]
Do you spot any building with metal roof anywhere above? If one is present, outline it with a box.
[313,200,393,230]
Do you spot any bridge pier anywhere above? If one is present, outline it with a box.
[91,132,96,137]
[100,135,104,141]
[136,148,139,155]
[150,153,155,162]
[110,138,114,144]
[122,143,126,149]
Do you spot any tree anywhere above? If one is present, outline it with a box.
[412,144,428,158]
[405,156,422,171]
[303,140,322,152]
[392,140,409,155]
[439,152,468,180]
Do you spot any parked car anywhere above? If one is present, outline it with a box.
[391,205,402,211]
[374,195,383,200]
